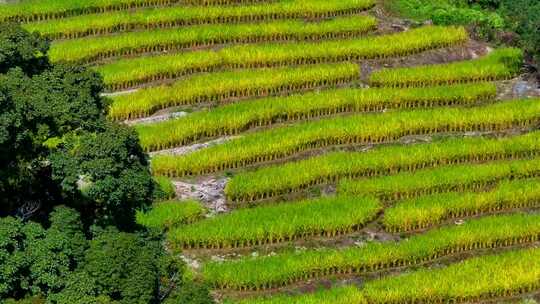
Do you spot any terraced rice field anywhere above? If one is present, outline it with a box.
[16,0,540,302]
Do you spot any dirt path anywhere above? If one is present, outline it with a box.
[149,136,238,157]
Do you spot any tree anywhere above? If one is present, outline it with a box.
[164,281,214,304]
[50,123,155,229]
[0,22,49,75]
[0,50,106,217]
[0,23,152,229]
[0,206,86,299]
[50,230,178,304]
[0,22,213,304]
[498,0,540,65]
[47,271,117,304]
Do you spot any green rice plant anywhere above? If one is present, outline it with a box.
[136,83,496,149]
[369,48,524,87]
[151,98,540,177]
[0,0,275,23]
[234,247,540,303]
[108,63,359,120]
[95,50,223,91]
[48,15,378,64]
[383,178,540,232]
[233,286,366,304]
[219,25,468,68]
[136,199,206,230]
[360,247,540,304]
[225,131,540,203]
[153,175,176,201]
[167,196,381,249]
[23,0,376,39]
[339,158,540,202]
[94,25,468,90]
[204,213,540,290]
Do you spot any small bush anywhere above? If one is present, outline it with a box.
[165,280,214,304]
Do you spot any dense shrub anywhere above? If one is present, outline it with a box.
[389,0,540,67]
[497,0,540,64]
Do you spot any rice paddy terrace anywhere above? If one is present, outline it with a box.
[8,0,540,303]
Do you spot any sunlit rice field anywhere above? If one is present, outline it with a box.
[18,0,540,302]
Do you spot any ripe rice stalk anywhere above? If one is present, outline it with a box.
[219,26,468,68]
[168,196,382,250]
[225,130,540,203]
[108,62,359,120]
[369,48,523,87]
[383,178,540,232]
[150,98,540,177]
[338,158,540,202]
[136,83,496,149]
[233,247,540,303]
[95,25,468,90]
[135,199,206,230]
[48,15,378,64]
[0,0,276,23]
[205,213,540,291]
[23,0,376,39]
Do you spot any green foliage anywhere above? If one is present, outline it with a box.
[4,296,46,304]
[73,231,159,304]
[48,229,184,304]
[0,23,198,304]
[136,200,206,231]
[388,0,540,65]
[498,0,540,64]
[47,271,118,304]
[50,123,154,229]
[0,22,49,75]
[0,23,106,215]
[0,206,86,299]
[386,0,502,28]
[0,23,156,229]
[164,280,214,304]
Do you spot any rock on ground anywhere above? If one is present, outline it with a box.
[173,177,229,214]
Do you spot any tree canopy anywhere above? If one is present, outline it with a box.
[0,23,207,304]
[0,23,154,228]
